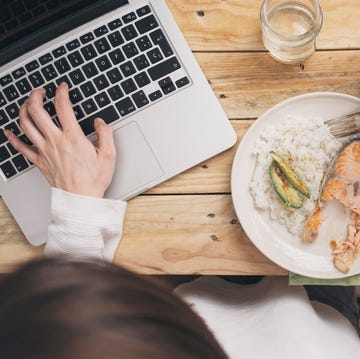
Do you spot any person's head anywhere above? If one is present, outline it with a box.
[0,258,227,359]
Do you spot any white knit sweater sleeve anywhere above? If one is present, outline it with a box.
[44,187,127,262]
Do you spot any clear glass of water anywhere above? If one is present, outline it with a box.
[260,0,323,63]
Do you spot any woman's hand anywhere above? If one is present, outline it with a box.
[4,83,116,198]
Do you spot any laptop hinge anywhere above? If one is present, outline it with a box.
[1,0,129,66]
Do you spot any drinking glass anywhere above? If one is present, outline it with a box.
[260,0,323,63]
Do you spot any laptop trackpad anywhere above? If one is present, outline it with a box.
[105,122,164,200]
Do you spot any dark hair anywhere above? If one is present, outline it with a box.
[0,258,228,359]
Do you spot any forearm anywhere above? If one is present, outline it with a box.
[45,188,127,261]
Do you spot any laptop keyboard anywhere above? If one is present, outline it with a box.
[0,4,191,181]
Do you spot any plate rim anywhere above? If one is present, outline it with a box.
[231,91,360,278]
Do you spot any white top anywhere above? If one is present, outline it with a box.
[45,188,360,358]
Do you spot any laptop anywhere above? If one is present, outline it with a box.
[0,0,237,246]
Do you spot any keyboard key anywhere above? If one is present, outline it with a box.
[73,105,85,121]
[1,161,17,179]
[107,31,124,47]
[148,56,181,81]
[122,42,139,58]
[39,53,53,65]
[109,48,125,65]
[158,76,176,95]
[0,110,9,126]
[5,19,18,31]
[95,56,112,72]
[15,78,32,95]
[93,75,109,91]
[18,97,28,106]
[116,97,136,117]
[121,24,138,41]
[0,75,12,87]
[69,69,85,85]
[132,90,149,108]
[94,92,111,108]
[32,5,44,15]
[52,46,66,58]
[56,75,72,88]
[68,50,85,67]
[4,85,20,102]
[12,154,29,172]
[69,88,83,104]
[94,25,108,37]
[82,99,98,115]
[136,5,151,17]
[19,12,32,24]
[108,85,124,101]
[106,68,122,84]
[120,61,136,77]
[0,94,6,107]
[5,121,21,136]
[133,54,150,70]
[147,48,163,64]
[82,63,99,79]
[136,35,152,51]
[122,12,136,24]
[66,39,80,51]
[120,78,137,95]
[46,0,60,11]
[19,134,32,146]
[54,57,71,74]
[44,102,56,116]
[25,60,39,72]
[81,44,97,61]
[135,15,158,34]
[0,146,10,163]
[150,29,173,57]
[44,82,57,98]
[7,143,18,155]
[29,71,45,87]
[176,76,190,88]
[108,18,122,30]
[80,81,96,97]
[80,32,94,44]
[41,64,58,81]
[12,67,26,79]
[94,38,111,54]
[79,106,118,135]
[0,129,7,144]
[134,72,150,88]
[5,103,19,119]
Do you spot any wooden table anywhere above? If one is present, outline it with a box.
[1,0,360,274]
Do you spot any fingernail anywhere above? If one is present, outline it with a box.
[95,118,105,125]
[3,129,11,137]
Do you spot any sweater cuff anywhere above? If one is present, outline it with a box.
[46,187,127,262]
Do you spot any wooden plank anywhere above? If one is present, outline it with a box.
[196,51,360,119]
[166,0,360,51]
[0,195,285,275]
[113,194,286,275]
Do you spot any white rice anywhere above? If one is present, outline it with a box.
[250,115,342,236]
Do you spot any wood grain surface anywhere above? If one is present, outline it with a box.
[1,1,359,274]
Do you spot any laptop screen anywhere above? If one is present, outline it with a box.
[0,0,127,66]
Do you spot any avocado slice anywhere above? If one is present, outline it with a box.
[270,151,310,198]
[269,161,304,209]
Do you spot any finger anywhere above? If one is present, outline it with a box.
[4,130,39,165]
[94,118,116,160]
[19,100,46,148]
[27,88,59,137]
[54,82,83,134]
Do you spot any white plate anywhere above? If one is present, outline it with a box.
[231,92,360,278]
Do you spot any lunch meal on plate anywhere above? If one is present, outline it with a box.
[250,115,360,273]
